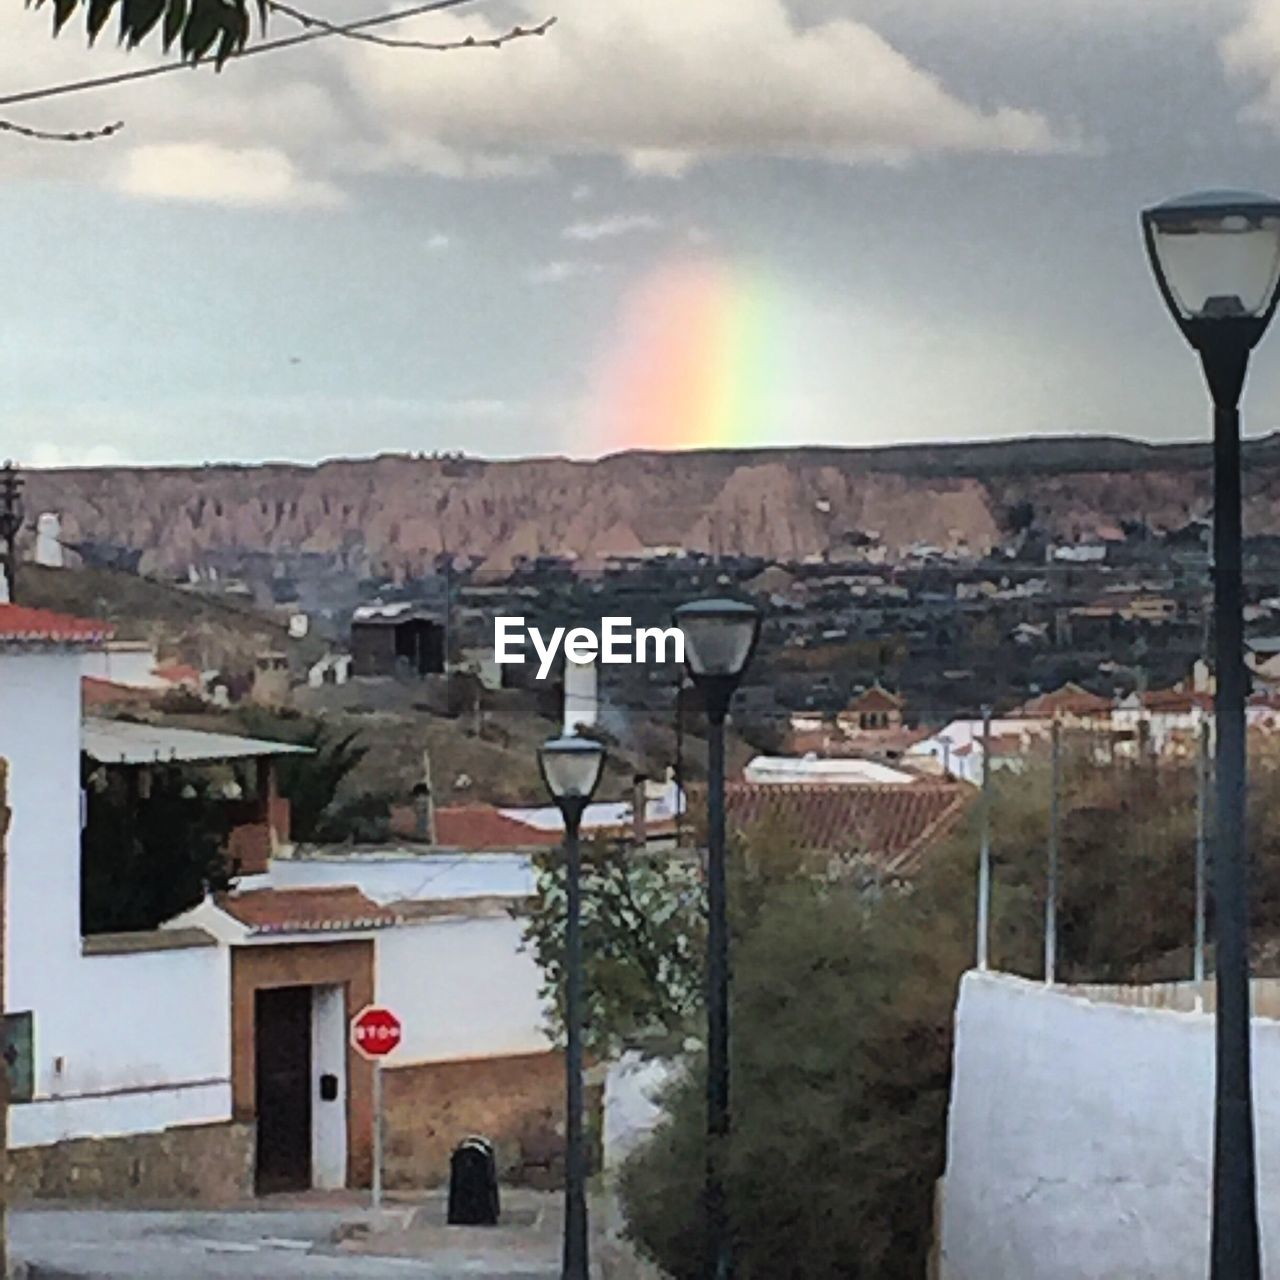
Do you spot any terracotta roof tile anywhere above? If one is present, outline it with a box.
[153,663,202,685]
[1013,682,1112,719]
[0,604,112,646]
[81,676,159,708]
[432,805,561,851]
[219,886,401,935]
[845,685,903,713]
[722,781,972,876]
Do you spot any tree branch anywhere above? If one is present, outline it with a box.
[263,1,555,51]
[0,116,123,142]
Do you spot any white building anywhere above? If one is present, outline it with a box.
[742,755,916,786]
[0,603,561,1200]
[80,639,165,690]
[0,605,232,1160]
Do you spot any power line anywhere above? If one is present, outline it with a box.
[0,0,488,110]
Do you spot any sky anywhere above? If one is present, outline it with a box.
[3,0,1280,465]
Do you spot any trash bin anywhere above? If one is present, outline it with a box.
[447,1135,500,1225]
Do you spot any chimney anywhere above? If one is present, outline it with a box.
[632,772,648,849]
[414,748,436,843]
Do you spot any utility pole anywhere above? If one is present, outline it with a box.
[0,463,24,605]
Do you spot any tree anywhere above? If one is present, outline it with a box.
[619,752,1280,1277]
[522,837,705,1057]
[38,0,260,66]
[81,764,232,934]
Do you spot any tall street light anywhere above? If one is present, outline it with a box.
[673,597,761,1280]
[539,733,606,1280]
[1142,189,1280,1279]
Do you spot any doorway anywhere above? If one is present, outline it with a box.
[255,986,312,1193]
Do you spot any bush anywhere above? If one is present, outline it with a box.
[620,751,1280,1277]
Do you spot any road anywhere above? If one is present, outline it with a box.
[10,1205,560,1279]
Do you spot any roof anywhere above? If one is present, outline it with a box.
[217,886,402,935]
[81,677,160,709]
[82,717,314,765]
[152,663,202,685]
[844,684,903,714]
[722,782,972,876]
[743,756,916,786]
[0,604,112,647]
[432,805,562,850]
[352,602,441,626]
[1013,682,1112,719]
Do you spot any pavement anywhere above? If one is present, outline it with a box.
[9,1190,564,1279]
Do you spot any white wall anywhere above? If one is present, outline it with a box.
[1,648,233,1145]
[603,1052,677,1171]
[375,916,551,1065]
[269,854,536,903]
[940,971,1280,1279]
[80,645,161,689]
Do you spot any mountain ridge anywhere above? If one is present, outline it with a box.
[21,433,1280,576]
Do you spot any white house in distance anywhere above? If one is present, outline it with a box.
[0,603,560,1201]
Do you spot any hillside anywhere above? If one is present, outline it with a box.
[19,434,1278,576]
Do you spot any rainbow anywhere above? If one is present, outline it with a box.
[578,259,784,456]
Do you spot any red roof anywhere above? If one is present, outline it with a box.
[845,684,903,713]
[153,663,202,686]
[431,805,561,851]
[1013,682,1112,719]
[218,886,401,935]
[722,782,972,876]
[0,604,112,646]
[81,676,159,709]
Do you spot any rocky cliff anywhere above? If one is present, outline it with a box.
[21,435,1280,576]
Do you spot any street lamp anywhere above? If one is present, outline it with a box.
[538,733,606,1280]
[673,597,761,1280]
[1142,189,1280,1280]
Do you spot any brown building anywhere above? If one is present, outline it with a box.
[351,604,446,679]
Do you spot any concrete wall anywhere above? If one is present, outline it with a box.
[1,649,234,1150]
[940,970,1280,1279]
[375,915,551,1064]
[603,1052,676,1172]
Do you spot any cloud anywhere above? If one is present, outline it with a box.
[426,232,452,251]
[1222,0,1280,130]
[525,259,605,284]
[563,213,663,241]
[113,143,344,208]
[339,0,1081,172]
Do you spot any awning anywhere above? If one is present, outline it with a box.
[82,717,314,766]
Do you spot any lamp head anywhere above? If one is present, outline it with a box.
[538,734,605,805]
[1142,189,1280,354]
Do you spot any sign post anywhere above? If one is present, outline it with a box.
[350,1005,402,1212]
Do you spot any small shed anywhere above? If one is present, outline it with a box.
[351,604,445,678]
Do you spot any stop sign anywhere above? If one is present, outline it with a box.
[350,1005,402,1060]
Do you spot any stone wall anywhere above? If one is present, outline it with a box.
[382,1050,601,1189]
[8,1120,254,1203]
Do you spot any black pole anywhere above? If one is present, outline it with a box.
[562,801,589,1280]
[1203,342,1261,1280]
[704,685,732,1280]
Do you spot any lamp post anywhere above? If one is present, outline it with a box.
[0,463,23,605]
[538,733,606,1280]
[1141,189,1280,1280]
[673,597,761,1280]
